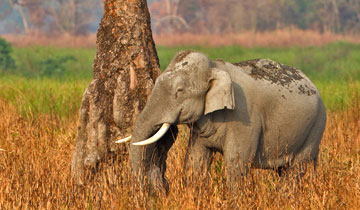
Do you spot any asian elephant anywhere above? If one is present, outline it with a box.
[116,51,326,192]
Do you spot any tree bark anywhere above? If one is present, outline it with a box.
[71,0,160,184]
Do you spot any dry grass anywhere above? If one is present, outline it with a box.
[3,29,360,48]
[0,86,359,209]
[2,34,97,48]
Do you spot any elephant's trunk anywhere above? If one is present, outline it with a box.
[128,118,157,177]
[128,101,171,179]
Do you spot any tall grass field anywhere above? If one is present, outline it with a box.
[0,42,359,209]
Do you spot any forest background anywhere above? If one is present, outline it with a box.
[1,0,360,35]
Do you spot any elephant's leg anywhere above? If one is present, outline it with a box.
[184,132,213,180]
[147,125,178,193]
[223,125,261,192]
[223,152,249,189]
[292,106,326,179]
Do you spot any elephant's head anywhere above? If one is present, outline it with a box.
[117,51,235,191]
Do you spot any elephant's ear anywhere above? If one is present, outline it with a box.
[204,68,235,115]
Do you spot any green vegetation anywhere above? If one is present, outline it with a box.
[0,42,359,118]
[39,55,77,77]
[0,76,89,120]
[0,37,15,70]
[3,46,95,78]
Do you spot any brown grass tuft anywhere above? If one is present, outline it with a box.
[2,34,97,48]
[0,87,359,209]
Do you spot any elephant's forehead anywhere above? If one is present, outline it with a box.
[157,71,206,91]
[167,51,211,73]
[161,66,205,81]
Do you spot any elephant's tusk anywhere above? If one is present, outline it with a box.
[132,123,171,146]
[115,135,132,143]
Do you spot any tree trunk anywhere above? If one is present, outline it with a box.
[8,0,30,34]
[330,0,340,32]
[71,0,160,184]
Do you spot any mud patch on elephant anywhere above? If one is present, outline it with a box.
[233,59,316,95]
[175,51,193,63]
[298,85,317,96]
[234,59,303,86]
[233,59,316,96]
[234,59,304,83]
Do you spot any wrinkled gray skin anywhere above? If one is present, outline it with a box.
[129,51,326,192]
